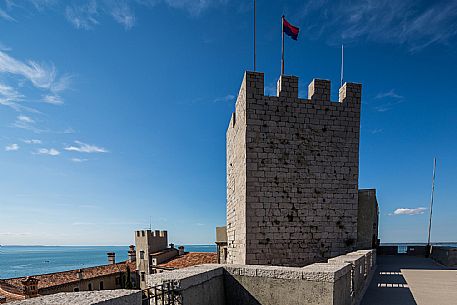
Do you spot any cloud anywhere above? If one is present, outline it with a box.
[375,90,403,100]
[373,89,404,112]
[0,50,70,110]
[64,140,108,153]
[110,1,135,29]
[296,0,457,51]
[42,94,63,105]
[214,94,235,103]
[370,128,383,134]
[5,143,19,151]
[17,115,35,123]
[65,0,99,30]
[23,139,42,144]
[70,157,89,162]
[392,207,427,216]
[0,8,15,21]
[35,148,60,156]
[12,115,47,133]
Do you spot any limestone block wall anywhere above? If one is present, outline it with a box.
[357,189,379,249]
[10,290,141,305]
[227,71,362,266]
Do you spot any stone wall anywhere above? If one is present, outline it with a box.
[431,246,457,267]
[147,250,376,305]
[357,189,379,249]
[227,71,362,266]
[10,290,141,305]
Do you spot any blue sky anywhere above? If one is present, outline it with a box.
[0,0,456,246]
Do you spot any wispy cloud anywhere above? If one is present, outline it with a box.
[65,0,98,30]
[17,115,35,123]
[0,50,70,109]
[23,139,42,144]
[214,94,235,103]
[0,8,15,21]
[70,157,89,162]
[373,89,404,112]
[370,128,383,134]
[5,143,19,151]
[110,1,135,29]
[34,148,60,156]
[375,90,403,100]
[296,0,457,51]
[12,115,46,133]
[391,207,427,216]
[64,140,108,153]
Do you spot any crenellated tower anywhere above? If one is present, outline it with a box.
[226,71,362,266]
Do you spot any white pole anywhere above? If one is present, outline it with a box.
[427,158,437,247]
[340,44,344,87]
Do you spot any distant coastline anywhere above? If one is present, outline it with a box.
[0,245,216,279]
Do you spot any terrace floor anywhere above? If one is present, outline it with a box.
[361,255,457,305]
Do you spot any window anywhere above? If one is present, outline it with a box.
[140,251,144,259]
[73,287,79,292]
[141,231,145,237]
[88,283,92,291]
[141,272,145,282]
[136,231,140,237]
[99,281,104,290]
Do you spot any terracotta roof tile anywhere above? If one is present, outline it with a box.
[1,261,136,291]
[158,252,217,269]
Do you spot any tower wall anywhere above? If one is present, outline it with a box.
[226,71,362,266]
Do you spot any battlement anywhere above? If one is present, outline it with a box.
[234,71,361,107]
[135,230,168,238]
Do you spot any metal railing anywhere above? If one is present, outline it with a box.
[142,281,182,305]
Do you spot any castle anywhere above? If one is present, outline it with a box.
[224,71,378,266]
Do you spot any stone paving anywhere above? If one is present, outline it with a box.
[361,255,457,305]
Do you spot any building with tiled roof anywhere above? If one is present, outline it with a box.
[0,231,218,303]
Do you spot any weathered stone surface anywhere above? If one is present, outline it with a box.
[227,71,362,266]
[10,290,141,305]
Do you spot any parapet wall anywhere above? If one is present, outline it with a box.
[431,246,457,267]
[147,249,376,305]
[10,290,141,305]
[227,71,362,266]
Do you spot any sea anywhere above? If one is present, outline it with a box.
[2,243,456,279]
[0,245,216,279]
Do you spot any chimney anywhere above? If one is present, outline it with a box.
[128,245,136,263]
[76,269,83,280]
[178,246,185,256]
[107,252,116,265]
[21,277,39,299]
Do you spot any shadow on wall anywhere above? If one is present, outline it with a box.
[224,274,261,305]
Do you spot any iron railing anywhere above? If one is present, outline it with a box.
[142,281,182,305]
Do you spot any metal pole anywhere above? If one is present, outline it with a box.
[281,15,284,75]
[427,158,437,247]
[253,0,256,71]
[340,44,344,87]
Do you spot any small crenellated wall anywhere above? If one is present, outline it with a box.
[147,249,376,305]
[227,71,362,266]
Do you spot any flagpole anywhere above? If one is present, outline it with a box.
[340,44,344,87]
[426,157,437,256]
[281,15,284,75]
[253,0,256,71]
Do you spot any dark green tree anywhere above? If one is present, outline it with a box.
[123,265,133,289]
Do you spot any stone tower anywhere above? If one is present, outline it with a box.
[226,71,361,266]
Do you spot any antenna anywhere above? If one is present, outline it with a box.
[426,157,437,256]
[340,44,344,87]
[149,216,152,231]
